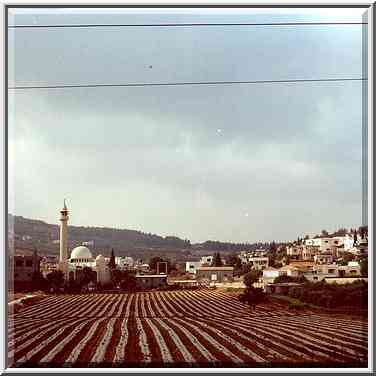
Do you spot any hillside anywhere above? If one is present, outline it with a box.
[8,214,191,258]
[8,214,273,261]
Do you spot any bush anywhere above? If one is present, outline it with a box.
[239,287,268,309]
[293,280,367,309]
[243,270,262,288]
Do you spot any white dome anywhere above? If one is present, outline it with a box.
[70,246,93,260]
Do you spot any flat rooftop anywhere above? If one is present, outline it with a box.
[136,274,167,278]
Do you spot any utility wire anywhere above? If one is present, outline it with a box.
[8,22,367,29]
[8,78,367,90]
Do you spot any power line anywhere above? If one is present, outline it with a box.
[8,21,367,29]
[8,77,367,90]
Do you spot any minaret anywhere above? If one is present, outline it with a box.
[59,199,69,262]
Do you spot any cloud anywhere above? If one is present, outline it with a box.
[8,9,365,242]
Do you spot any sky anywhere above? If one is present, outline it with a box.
[8,7,368,243]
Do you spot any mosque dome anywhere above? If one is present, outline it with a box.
[70,246,93,260]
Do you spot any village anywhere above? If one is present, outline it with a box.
[7,203,369,367]
[9,202,368,305]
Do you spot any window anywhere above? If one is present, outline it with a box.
[26,260,32,267]
[15,260,23,267]
[27,273,31,277]
[313,276,318,280]
[15,273,19,277]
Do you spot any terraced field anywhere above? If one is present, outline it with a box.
[8,290,368,367]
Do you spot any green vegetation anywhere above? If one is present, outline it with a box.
[148,256,176,274]
[211,252,224,267]
[238,287,268,310]
[243,270,262,288]
[273,275,307,284]
[287,280,367,309]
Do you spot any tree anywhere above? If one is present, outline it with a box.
[227,255,242,269]
[31,271,47,292]
[239,263,253,276]
[119,270,137,291]
[359,226,368,239]
[76,267,96,291]
[243,270,261,288]
[46,270,64,291]
[269,242,277,253]
[211,252,224,267]
[360,258,368,277]
[239,287,268,311]
[334,228,348,236]
[321,229,329,237]
[354,229,358,245]
[274,275,306,284]
[109,248,116,270]
[149,256,165,273]
[111,269,123,288]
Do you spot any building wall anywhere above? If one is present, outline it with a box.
[200,256,213,265]
[248,257,269,270]
[11,255,40,282]
[196,269,234,283]
[136,276,167,289]
[185,261,201,274]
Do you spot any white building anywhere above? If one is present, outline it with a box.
[262,267,280,284]
[82,240,94,247]
[278,265,300,277]
[305,235,353,252]
[248,256,269,270]
[286,246,302,259]
[200,255,214,265]
[57,202,111,285]
[314,253,334,265]
[185,261,201,274]
[115,256,134,269]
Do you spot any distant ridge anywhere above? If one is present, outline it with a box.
[7,214,276,259]
[8,213,191,256]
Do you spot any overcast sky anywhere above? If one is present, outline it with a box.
[8,8,367,243]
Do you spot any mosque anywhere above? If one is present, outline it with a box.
[57,201,111,285]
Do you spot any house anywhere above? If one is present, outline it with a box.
[302,246,320,261]
[288,261,315,272]
[247,256,269,270]
[10,249,41,291]
[200,255,214,265]
[185,261,201,274]
[305,237,343,252]
[314,253,334,265]
[196,266,234,283]
[137,264,150,273]
[303,270,336,282]
[262,266,280,284]
[313,264,338,274]
[115,256,134,269]
[338,261,361,277]
[278,265,300,277]
[286,246,303,260]
[135,274,167,289]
